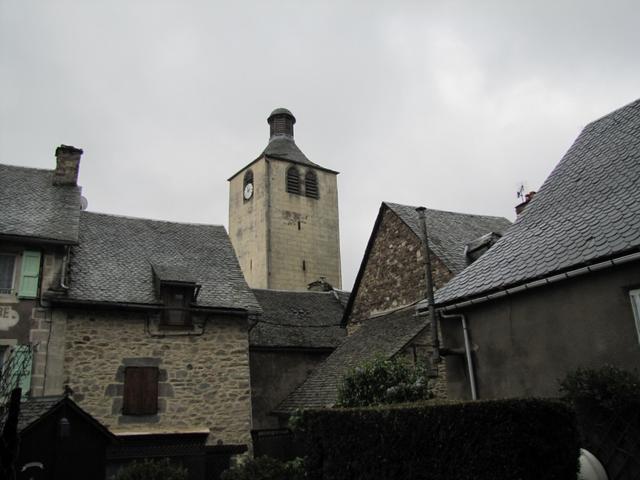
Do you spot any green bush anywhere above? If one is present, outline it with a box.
[300,399,579,480]
[220,456,304,480]
[559,364,640,413]
[113,458,187,480]
[336,356,431,407]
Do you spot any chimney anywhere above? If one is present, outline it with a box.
[53,145,83,186]
[267,108,296,139]
[515,191,536,216]
[307,277,333,292]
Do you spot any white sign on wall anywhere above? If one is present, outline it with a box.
[0,305,19,330]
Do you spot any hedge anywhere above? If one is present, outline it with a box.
[299,398,579,480]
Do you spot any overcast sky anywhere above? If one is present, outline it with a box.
[1,1,639,290]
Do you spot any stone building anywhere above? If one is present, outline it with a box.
[345,202,512,326]
[1,146,260,479]
[0,145,83,401]
[277,201,511,413]
[228,108,342,291]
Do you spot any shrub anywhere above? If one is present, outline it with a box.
[112,458,187,480]
[336,356,431,407]
[300,399,579,480]
[220,456,304,480]
[559,364,640,413]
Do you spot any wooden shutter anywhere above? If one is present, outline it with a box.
[18,250,41,298]
[123,367,158,415]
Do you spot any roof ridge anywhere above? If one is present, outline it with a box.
[383,201,510,220]
[81,210,226,228]
[252,288,334,294]
[0,163,52,173]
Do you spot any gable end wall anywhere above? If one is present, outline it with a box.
[349,208,453,324]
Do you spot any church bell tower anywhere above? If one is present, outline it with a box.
[228,108,342,291]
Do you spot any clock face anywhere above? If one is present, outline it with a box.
[243,182,254,200]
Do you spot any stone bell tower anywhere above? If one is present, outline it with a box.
[228,108,342,291]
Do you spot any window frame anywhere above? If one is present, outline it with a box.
[0,254,17,295]
[123,366,159,416]
[628,289,640,344]
[304,170,319,199]
[160,285,194,328]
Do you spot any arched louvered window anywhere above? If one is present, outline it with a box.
[304,170,319,199]
[286,167,301,195]
[244,170,253,188]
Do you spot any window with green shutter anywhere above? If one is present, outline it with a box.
[18,250,41,298]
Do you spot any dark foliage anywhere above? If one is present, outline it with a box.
[220,456,304,480]
[112,458,187,480]
[559,364,640,413]
[337,356,431,407]
[300,399,580,480]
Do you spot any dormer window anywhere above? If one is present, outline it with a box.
[286,167,301,195]
[152,265,200,328]
[304,171,319,199]
[162,286,193,327]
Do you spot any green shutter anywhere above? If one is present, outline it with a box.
[9,345,32,395]
[18,250,41,298]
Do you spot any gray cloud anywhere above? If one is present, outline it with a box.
[1,0,639,289]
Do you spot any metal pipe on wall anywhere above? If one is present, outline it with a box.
[440,311,477,400]
[416,207,440,367]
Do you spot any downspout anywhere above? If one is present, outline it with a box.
[59,246,71,290]
[416,207,440,367]
[440,311,477,400]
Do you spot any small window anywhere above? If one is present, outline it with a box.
[629,289,640,344]
[286,167,301,195]
[304,171,319,199]
[123,367,158,415]
[0,255,16,294]
[162,287,193,327]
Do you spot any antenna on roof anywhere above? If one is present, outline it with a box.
[516,183,526,200]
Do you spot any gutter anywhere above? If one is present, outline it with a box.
[46,297,248,317]
[425,250,640,313]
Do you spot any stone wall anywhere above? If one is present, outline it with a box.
[396,322,448,400]
[349,208,453,324]
[57,309,252,447]
[229,157,342,291]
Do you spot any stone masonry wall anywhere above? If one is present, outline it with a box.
[396,323,448,400]
[61,310,252,447]
[350,208,453,324]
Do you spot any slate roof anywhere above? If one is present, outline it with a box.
[18,396,115,439]
[276,306,427,413]
[0,164,81,243]
[260,136,338,174]
[64,212,260,311]
[436,99,640,305]
[250,289,346,349]
[385,202,512,275]
[18,396,64,431]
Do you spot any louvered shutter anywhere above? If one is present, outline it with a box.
[18,250,41,298]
